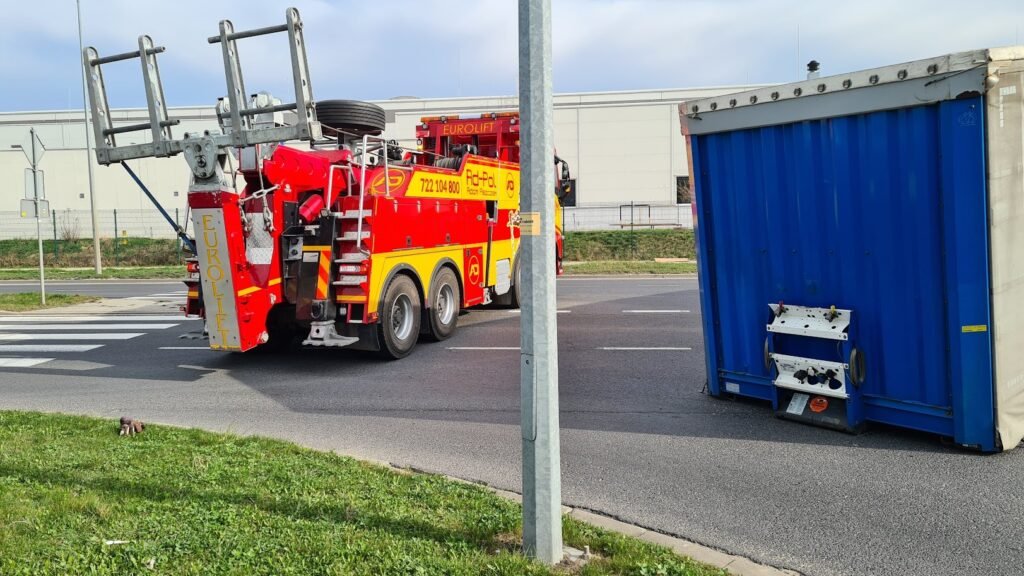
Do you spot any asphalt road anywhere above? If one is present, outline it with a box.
[0,277,1021,576]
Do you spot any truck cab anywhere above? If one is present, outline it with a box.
[414,113,569,272]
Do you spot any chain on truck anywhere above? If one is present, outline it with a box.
[83,7,571,358]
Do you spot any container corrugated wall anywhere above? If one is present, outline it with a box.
[689,95,1000,449]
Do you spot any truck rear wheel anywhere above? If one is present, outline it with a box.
[253,305,296,354]
[377,275,421,359]
[426,267,460,341]
[509,257,522,309]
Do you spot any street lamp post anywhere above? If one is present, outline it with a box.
[518,0,563,565]
[13,130,48,305]
[77,0,102,274]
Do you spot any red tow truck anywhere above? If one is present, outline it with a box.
[84,8,570,358]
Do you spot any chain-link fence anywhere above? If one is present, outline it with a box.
[1,205,694,241]
[562,204,693,232]
[0,209,189,241]
[0,209,191,268]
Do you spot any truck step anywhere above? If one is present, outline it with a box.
[330,210,373,219]
[334,253,368,264]
[336,231,371,242]
[332,275,367,286]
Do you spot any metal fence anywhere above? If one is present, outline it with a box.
[0,209,189,241]
[563,204,693,232]
[0,204,695,241]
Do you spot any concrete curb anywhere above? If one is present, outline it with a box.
[376,461,798,576]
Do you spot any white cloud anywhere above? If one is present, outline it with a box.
[0,0,1021,111]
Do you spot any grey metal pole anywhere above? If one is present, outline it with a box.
[31,128,46,306]
[77,0,102,274]
[518,0,562,564]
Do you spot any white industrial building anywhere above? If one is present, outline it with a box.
[0,86,758,239]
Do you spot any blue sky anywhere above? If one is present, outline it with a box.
[1,0,1022,112]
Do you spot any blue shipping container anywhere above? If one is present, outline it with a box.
[681,48,1024,452]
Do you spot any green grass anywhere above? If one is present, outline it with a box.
[0,411,723,576]
[563,261,697,275]
[0,230,698,280]
[0,293,99,312]
[0,238,183,268]
[563,229,695,262]
[0,266,185,281]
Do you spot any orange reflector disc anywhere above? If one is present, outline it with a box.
[809,396,829,413]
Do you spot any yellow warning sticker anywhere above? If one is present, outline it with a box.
[520,211,541,236]
[962,325,988,333]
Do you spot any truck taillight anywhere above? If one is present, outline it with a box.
[186,261,200,274]
[337,260,369,274]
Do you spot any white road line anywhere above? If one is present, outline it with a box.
[557,277,687,281]
[0,357,54,367]
[0,315,196,322]
[446,346,520,350]
[622,310,690,314]
[159,346,215,350]
[0,344,103,352]
[0,323,178,331]
[506,310,572,314]
[0,333,144,341]
[597,347,692,351]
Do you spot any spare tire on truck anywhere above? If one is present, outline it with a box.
[317,100,387,135]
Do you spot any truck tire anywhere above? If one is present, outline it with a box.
[377,274,421,359]
[317,100,386,135]
[252,305,296,354]
[426,267,460,341]
[509,257,522,309]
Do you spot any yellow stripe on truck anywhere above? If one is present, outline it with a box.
[315,251,331,300]
[366,245,485,315]
[405,158,521,211]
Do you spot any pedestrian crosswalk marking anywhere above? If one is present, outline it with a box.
[0,314,195,369]
[0,323,178,331]
[159,346,215,350]
[0,344,103,353]
[0,357,54,367]
[0,315,196,322]
[0,333,144,341]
